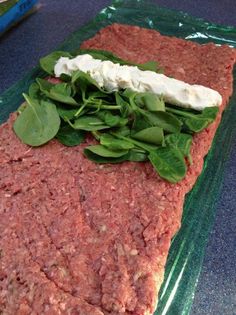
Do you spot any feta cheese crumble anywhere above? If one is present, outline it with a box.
[54,54,222,111]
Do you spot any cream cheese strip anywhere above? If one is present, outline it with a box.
[54,54,222,111]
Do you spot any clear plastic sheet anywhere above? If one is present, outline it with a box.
[1,1,236,314]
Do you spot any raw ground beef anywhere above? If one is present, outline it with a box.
[0,24,236,315]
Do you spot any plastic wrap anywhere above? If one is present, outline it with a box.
[1,1,236,314]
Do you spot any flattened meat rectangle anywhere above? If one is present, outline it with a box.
[0,24,236,315]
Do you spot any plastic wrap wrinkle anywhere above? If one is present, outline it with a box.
[1,1,236,315]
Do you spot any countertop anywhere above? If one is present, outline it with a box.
[0,1,235,314]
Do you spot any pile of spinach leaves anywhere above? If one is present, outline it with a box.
[13,49,219,183]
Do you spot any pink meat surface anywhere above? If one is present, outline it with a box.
[0,24,236,315]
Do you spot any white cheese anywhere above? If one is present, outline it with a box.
[54,54,222,111]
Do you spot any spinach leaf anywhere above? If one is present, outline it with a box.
[201,107,219,120]
[13,94,60,146]
[113,133,158,152]
[37,78,78,105]
[184,106,218,132]
[138,60,160,72]
[97,111,128,127]
[115,92,132,116]
[84,150,129,164]
[29,82,42,100]
[84,145,129,163]
[85,145,128,158]
[132,126,164,145]
[135,92,165,112]
[121,89,139,113]
[57,105,79,121]
[132,112,152,132]
[49,83,78,105]
[72,70,108,94]
[141,110,182,133]
[184,117,210,133]
[166,105,219,132]
[165,133,192,162]
[60,73,72,82]
[112,126,131,137]
[122,89,138,100]
[88,91,110,100]
[37,77,54,93]
[72,116,110,131]
[100,134,134,150]
[127,148,148,162]
[40,51,72,75]
[148,147,187,183]
[56,124,85,146]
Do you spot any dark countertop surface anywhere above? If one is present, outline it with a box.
[0,1,235,314]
